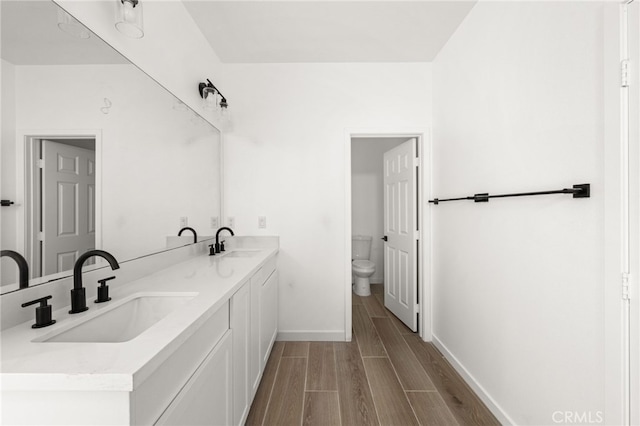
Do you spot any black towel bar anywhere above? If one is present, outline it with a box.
[429,183,590,205]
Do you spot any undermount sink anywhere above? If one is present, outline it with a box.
[223,250,261,258]
[37,292,197,343]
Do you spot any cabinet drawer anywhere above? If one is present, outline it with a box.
[155,331,232,426]
[133,302,230,425]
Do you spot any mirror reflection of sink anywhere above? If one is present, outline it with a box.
[223,250,261,258]
[37,293,197,343]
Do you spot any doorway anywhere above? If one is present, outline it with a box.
[23,133,100,282]
[344,129,431,342]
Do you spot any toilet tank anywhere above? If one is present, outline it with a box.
[352,235,372,260]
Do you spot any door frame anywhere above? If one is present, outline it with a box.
[16,129,103,285]
[344,127,431,342]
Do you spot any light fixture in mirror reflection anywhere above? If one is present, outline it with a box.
[0,1,222,294]
[115,0,144,39]
[57,9,90,39]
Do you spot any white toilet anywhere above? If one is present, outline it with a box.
[352,235,376,297]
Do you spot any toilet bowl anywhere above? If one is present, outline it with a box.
[352,235,375,297]
[352,259,375,296]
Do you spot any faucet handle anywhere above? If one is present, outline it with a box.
[95,276,115,304]
[208,244,216,256]
[220,240,226,252]
[21,295,56,328]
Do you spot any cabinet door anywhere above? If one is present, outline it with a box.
[231,282,251,426]
[260,271,278,366]
[155,331,232,426]
[249,272,262,399]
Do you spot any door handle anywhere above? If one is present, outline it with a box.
[381,236,388,241]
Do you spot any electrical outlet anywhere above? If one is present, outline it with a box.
[180,217,188,227]
[258,216,267,229]
[227,217,235,228]
[210,216,219,228]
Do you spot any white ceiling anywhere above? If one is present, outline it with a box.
[183,1,477,63]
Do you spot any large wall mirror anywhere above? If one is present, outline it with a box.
[1,1,222,294]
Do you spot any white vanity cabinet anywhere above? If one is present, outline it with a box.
[231,255,278,426]
[1,301,232,426]
[1,241,279,426]
[133,301,231,425]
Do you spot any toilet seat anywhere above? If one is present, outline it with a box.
[353,260,375,273]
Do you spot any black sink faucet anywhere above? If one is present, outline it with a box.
[1,250,29,289]
[70,250,120,314]
[215,227,234,253]
[178,226,197,244]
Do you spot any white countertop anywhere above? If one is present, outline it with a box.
[0,246,277,392]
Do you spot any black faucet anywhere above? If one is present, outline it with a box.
[178,226,197,244]
[215,227,234,253]
[1,250,29,289]
[70,250,120,314]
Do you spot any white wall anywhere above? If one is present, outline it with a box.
[432,2,605,424]
[351,137,407,283]
[222,63,431,339]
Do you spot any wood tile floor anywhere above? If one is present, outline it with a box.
[246,284,500,426]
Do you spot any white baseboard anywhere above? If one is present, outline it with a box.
[432,335,515,426]
[277,330,346,341]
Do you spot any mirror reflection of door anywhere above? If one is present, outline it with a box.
[31,138,96,278]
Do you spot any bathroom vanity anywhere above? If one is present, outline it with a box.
[0,238,278,425]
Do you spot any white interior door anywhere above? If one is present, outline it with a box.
[42,140,95,275]
[383,138,418,331]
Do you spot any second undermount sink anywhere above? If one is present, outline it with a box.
[38,292,197,343]
[223,250,261,258]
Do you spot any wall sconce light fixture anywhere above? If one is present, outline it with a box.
[115,0,144,39]
[199,79,230,120]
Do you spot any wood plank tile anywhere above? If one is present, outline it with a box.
[352,293,363,305]
[361,294,388,318]
[352,305,387,357]
[372,292,415,335]
[373,292,384,307]
[262,357,307,426]
[370,284,384,295]
[403,336,500,426]
[246,341,285,426]
[362,357,419,426]
[372,317,435,391]
[407,391,459,425]
[302,392,341,426]
[387,310,415,335]
[283,341,310,357]
[306,342,337,391]
[334,341,380,426]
